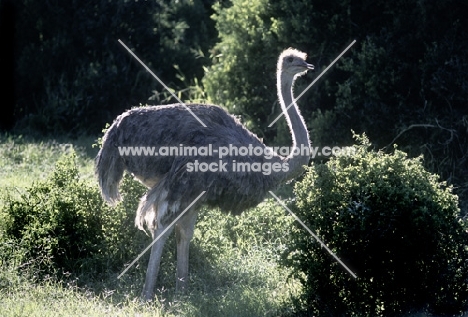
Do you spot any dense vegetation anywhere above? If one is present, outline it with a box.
[2,0,218,134]
[2,0,467,211]
[0,142,297,316]
[286,135,468,315]
[203,0,468,212]
[1,136,467,315]
[1,0,468,315]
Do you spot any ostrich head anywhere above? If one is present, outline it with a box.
[277,48,315,78]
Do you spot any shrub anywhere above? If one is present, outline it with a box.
[1,152,107,275]
[0,148,162,282]
[98,172,148,270]
[283,134,468,316]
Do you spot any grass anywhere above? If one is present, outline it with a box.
[0,134,300,316]
[0,134,97,188]
[0,279,164,317]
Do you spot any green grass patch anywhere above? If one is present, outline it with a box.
[0,134,97,188]
[0,277,165,317]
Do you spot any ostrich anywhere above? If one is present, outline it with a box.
[95,48,314,300]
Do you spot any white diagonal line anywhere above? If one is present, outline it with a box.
[118,39,207,127]
[269,191,357,278]
[268,40,357,127]
[117,191,206,279]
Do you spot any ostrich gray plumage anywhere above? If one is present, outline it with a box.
[97,103,285,228]
[95,47,314,298]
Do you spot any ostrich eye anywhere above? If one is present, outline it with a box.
[287,57,294,63]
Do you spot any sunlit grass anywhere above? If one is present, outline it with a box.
[0,134,97,189]
[0,278,165,317]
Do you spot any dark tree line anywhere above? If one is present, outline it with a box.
[0,0,16,131]
[2,0,217,134]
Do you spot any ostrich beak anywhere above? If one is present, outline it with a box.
[305,62,315,72]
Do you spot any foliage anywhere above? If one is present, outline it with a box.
[203,0,360,143]
[195,199,294,262]
[12,0,217,135]
[203,0,280,140]
[0,151,149,276]
[204,0,468,212]
[283,134,468,316]
[0,134,97,189]
[2,152,105,275]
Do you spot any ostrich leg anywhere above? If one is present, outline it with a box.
[175,209,199,292]
[142,223,174,301]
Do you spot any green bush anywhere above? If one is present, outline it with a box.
[284,134,468,316]
[1,152,105,275]
[0,151,148,278]
[98,172,148,270]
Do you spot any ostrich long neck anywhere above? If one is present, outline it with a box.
[277,71,311,181]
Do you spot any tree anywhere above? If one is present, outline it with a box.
[12,0,217,135]
[204,0,468,211]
